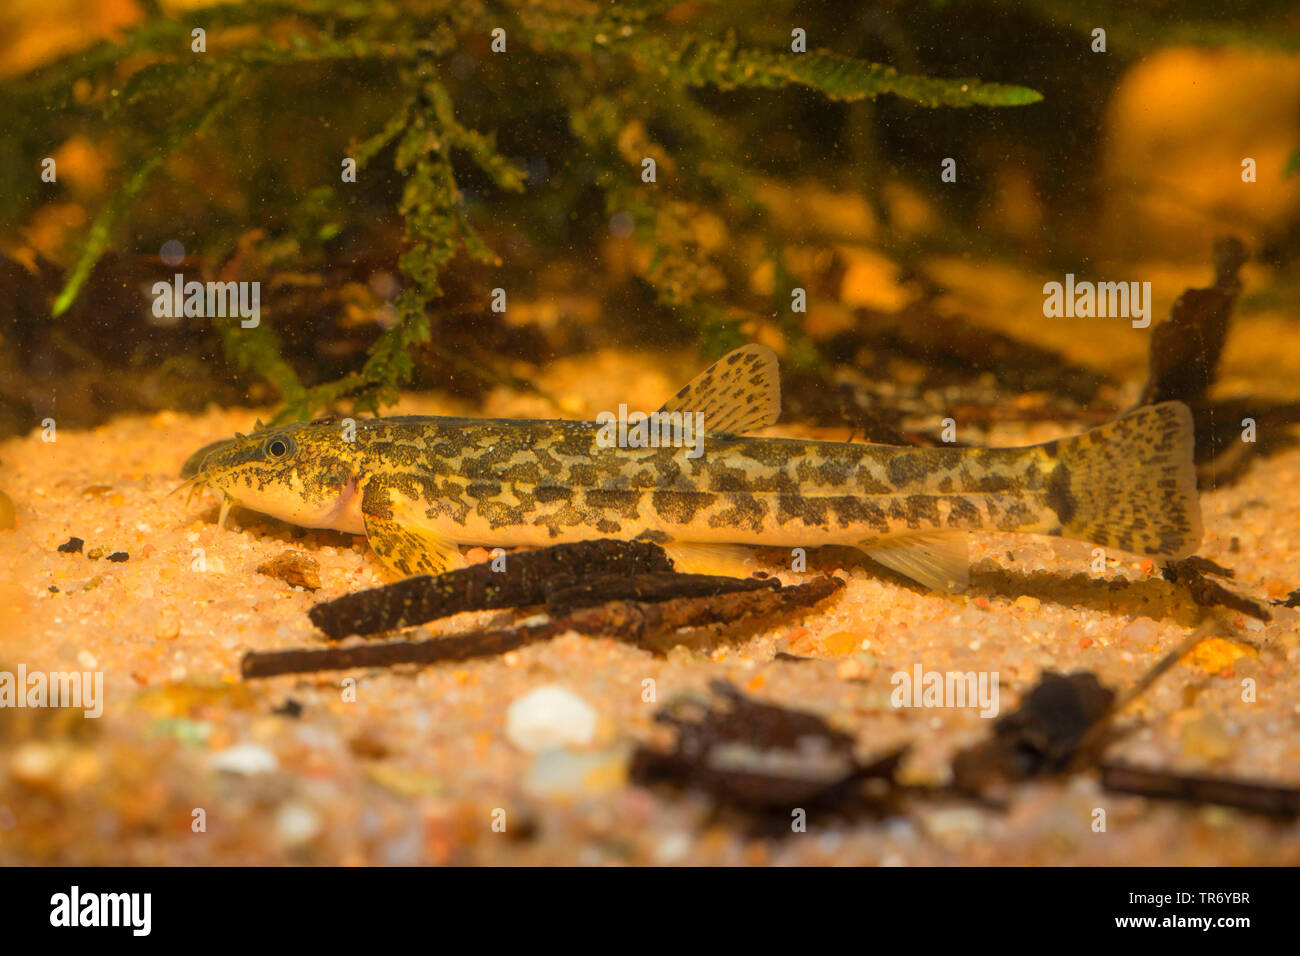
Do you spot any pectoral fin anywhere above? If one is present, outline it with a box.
[863,533,970,593]
[361,479,466,579]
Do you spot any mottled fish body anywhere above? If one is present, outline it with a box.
[180,345,1202,591]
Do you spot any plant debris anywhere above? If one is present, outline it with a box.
[629,680,907,812]
[271,698,303,719]
[242,623,550,679]
[951,672,1116,792]
[1162,559,1270,621]
[106,551,129,563]
[858,305,1115,406]
[257,550,321,590]
[308,539,674,639]
[1130,235,1300,482]
[543,571,779,617]
[56,537,84,553]
[244,570,843,679]
[555,575,843,643]
[1137,236,1246,411]
[952,621,1223,792]
[1100,763,1300,818]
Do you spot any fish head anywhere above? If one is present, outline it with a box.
[179,419,362,531]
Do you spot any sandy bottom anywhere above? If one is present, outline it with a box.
[2,373,1299,865]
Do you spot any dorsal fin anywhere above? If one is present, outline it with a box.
[657,344,781,435]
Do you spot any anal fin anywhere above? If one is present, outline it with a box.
[863,533,970,593]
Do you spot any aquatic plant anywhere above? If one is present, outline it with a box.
[5,0,1050,423]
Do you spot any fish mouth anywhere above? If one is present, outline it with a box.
[170,470,238,528]
[180,438,237,479]
[176,438,246,527]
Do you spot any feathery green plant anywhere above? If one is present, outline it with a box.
[9,0,1045,423]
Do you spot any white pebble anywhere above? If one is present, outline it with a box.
[275,801,321,847]
[653,831,693,864]
[505,685,597,752]
[210,743,279,775]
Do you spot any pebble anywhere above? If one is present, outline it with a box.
[10,743,62,789]
[275,801,322,847]
[523,747,628,798]
[505,685,598,752]
[821,631,863,656]
[1180,714,1234,761]
[1119,617,1160,647]
[210,742,279,775]
[653,831,694,864]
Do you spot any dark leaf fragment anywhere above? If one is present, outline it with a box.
[1163,559,1270,622]
[630,680,905,811]
[1138,236,1246,409]
[952,672,1115,792]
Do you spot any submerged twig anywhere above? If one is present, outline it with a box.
[242,623,552,679]
[309,539,674,639]
[543,572,779,617]
[558,576,843,642]
[244,575,845,679]
[1100,763,1300,818]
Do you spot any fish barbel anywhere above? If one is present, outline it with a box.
[179,345,1202,591]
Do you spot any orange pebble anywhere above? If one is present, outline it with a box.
[1078,636,1093,649]
[746,673,766,692]
[821,631,862,656]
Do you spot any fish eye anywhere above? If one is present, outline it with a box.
[263,435,296,460]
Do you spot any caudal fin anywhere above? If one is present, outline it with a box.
[1046,401,1202,559]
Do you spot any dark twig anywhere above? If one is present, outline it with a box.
[1100,763,1300,818]
[243,576,845,679]
[309,539,674,639]
[544,572,779,617]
